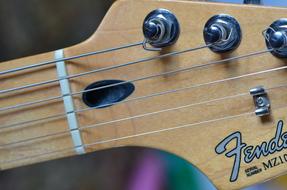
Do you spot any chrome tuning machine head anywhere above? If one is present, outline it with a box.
[263,19,287,58]
[142,9,180,50]
[203,14,242,53]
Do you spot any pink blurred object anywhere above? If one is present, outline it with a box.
[128,151,165,190]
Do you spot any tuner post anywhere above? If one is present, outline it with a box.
[264,19,287,58]
[142,9,180,50]
[203,14,242,53]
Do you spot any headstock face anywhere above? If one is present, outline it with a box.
[2,0,287,189]
[63,1,287,189]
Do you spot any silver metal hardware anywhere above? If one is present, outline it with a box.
[250,86,270,117]
[263,19,287,58]
[142,39,162,51]
[262,27,287,50]
[142,9,180,50]
[203,14,242,53]
[262,27,276,43]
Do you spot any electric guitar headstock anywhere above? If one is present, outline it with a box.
[1,0,287,189]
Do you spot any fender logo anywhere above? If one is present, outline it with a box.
[215,120,287,182]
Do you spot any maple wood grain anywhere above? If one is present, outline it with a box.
[1,1,287,189]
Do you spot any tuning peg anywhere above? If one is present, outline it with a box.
[142,9,180,50]
[263,19,287,58]
[243,0,261,4]
[203,14,242,53]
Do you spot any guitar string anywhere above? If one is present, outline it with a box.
[0,44,210,95]
[0,49,272,129]
[0,48,271,113]
[1,62,286,130]
[0,111,253,164]
[0,7,281,164]
[0,42,143,75]
[1,82,286,149]
[0,92,248,147]
[2,102,287,165]
[0,64,274,130]
[0,47,284,165]
[0,67,284,145]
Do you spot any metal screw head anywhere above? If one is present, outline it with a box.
[256,97,267,107]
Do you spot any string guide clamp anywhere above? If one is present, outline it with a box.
[250,86,271,117]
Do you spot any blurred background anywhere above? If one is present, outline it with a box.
[1,0,287,190]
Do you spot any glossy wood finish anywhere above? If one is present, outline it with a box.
[1,0,287,189]
[0,52,75,170]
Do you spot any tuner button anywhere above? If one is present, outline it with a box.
[203,14,242,53]
[269,31,287,49]
[143,21,160,40]
[204,25,223,44]
[265,19,287,58]
[143,9,180,48]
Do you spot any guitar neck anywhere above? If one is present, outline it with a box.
[0,51,77,169]
[2,0,287,189]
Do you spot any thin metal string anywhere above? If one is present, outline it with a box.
[1,80,286,148]
[3,102,287,165]
[0,48,271,113]
[0,42,143,75]
[0,92,248,148]
[0,44,210,95]
[0,49,275,129]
